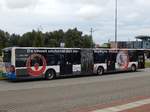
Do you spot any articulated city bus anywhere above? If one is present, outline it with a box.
[2,47,145,80]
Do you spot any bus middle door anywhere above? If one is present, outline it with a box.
[81,49,94,75]
[60,53,73,75]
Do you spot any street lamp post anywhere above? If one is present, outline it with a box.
[115,0,118,49]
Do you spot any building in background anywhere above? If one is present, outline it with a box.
[110,41,143,49]
[100,43,110,48]
[110,36,150,49]
[136,36,150,49]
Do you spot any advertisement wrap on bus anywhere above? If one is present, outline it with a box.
[26,53,47,77]
[2,47,145,81]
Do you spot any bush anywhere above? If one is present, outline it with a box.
[0,71,6,79]
[145,61,150,68]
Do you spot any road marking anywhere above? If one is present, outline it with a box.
[92,98,150,112]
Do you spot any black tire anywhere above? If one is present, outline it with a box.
[131,65,136,72]
[45,69,56,80]
[97,67,104,76]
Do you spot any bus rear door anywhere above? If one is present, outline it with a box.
[137,50,145,69]
[107,52,116,71]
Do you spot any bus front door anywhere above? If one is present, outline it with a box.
[60,54,73,75]
[107,53,116,71]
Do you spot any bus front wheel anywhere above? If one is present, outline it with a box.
[131,65,136,72]
[45,69,56,80]
[97,67,104,76]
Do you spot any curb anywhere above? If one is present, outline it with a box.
[0,78,6,80]
[0,72,6,80]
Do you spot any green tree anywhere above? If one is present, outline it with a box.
[64,28,83,48]
[82,35,93,48]
[9,33,20,47]
[33,30,44,47]
[44,30,64,47]
[44,32,57,47]
[0,29,10,55]
[18,30,44,47]
[19,32,33,47]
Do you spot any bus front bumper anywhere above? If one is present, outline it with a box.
[6,72,16,80]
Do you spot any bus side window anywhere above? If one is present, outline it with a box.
[31,56,43,66]
[128,51,138,62]
[94,53,107,63]
[72,53,81,64]
[65,53,72,64]
[46,54,58,66]
[107,53,117,62]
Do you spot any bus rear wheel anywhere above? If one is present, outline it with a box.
[45,69,56,80]
[97,67,104,76]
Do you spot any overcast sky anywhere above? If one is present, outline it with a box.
[0,0,150,44]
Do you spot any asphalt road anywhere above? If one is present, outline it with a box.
[0,69,150,112]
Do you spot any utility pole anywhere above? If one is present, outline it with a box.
[90,28,94,48]
[90,28,97,48]
[90,28,93,48]
[115,0,118,49]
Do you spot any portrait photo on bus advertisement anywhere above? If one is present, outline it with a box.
[116,50,129,69]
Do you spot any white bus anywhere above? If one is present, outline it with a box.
[2,47,145,80]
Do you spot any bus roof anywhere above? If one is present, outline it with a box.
[3,47,81,50]
[2,47,13,51]
[2,47,150,51]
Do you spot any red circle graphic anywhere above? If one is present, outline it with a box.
[26,54,47,77]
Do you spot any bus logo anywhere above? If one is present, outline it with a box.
[26,54,47,77]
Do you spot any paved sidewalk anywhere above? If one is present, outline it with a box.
[92,98,150,112]
[71,96,150,112]
[120,104,150,112]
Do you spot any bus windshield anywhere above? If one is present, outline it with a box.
[2,50,11,63]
